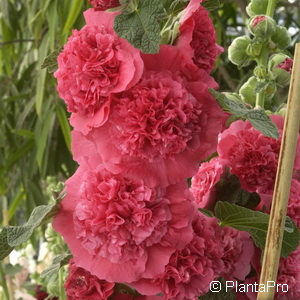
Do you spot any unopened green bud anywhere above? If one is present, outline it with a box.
[248,15,276,40]
[223,92,243,103]
[265,81,277,98]
[271,26,291,50]
[269,54,293,87]
[239,76,257,106]
[254,66,268,79]
[246,41,263,58]
[228,36,252,66]
[276,105,287,117]
[246,0,268,17]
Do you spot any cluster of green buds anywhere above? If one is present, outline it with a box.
[227,0,293,112]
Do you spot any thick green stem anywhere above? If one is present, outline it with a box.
[266,0,278,18]
[58,268,66,300]
[255,49,269,108]
[0,263,10,300]
[255,0,278,108]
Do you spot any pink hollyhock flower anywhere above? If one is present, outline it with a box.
[89,0,120,11]
[177,0,223,73]
[257,179,300,227]
[73,46,226,187]
[276,246,300,300]
[245,247,300,300]
[55,9,143,135]
[131,214,253,299]
[287,180,300,228]
[65,259,115,300]
[218,226,254,281]
[190,157,226,209]
[218,115,300,195]
[53,165,195,283]
[130,214,224,299]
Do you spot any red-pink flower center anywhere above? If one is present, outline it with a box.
[112,71,203,161]
[74,169,172,263]
[89,0,120,10]
[277,58,293,73]
[57,25,120,115]
[251,16,267,27]
[227,130,280,193]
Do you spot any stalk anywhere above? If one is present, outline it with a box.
[257,43,300,300]
[0,263,10,300]
[255,0,278,108]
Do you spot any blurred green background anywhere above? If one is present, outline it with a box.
[0,0,299,227]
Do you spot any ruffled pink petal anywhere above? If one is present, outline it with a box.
[70,98,111,135]
[84,8,117,28]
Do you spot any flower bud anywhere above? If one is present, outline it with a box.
[276,105,287,117]
[269,54,293,87]
[239,76,257,106]
[248,15,276,40]
[246,41,262,57]
[271,26,291,50]
[265,81,277,98]
[254,66,268,79]
[228,36,252,66]
[246,0,268,17]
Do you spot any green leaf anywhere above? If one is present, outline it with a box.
[199,208,215,218]
[209,89,279,139]
[255,81,268,93]
[62,0,84,39]
[0,228,13,260]
[41,253,72,282]
[202,0,221,11]
[7,203,58,247]
[6,225,34,247]
[214,202,300,257]
[209,89,248,116]
[114,0,166,53]
[41,48,61,73]
[245,109,279,139]
[35,34,50,116]
[56,103,71,152]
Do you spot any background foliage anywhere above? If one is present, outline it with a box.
[0,0,299,234]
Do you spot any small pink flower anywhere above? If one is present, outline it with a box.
[65,259,115,300]
[277,58,293,73]
[53,164,195,283]
[89,0,120,10]
[177,0,223,73]
[190,157,226,209]
[73,45,226,187]
[217,116,286,194]
[55,9,143,135]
